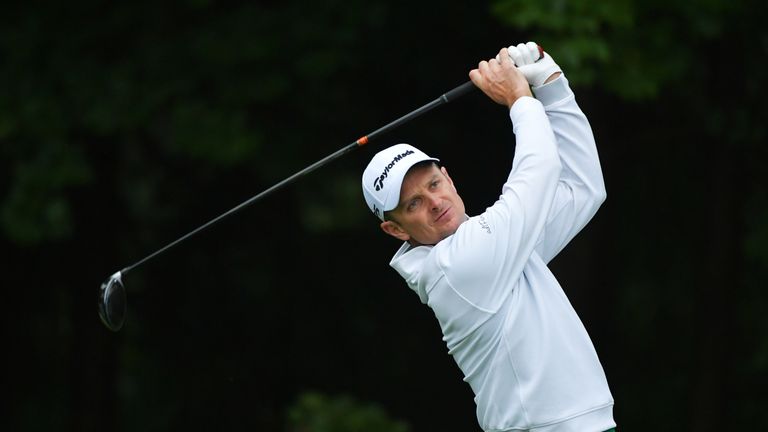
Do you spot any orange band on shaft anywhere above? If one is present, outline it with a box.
[357,136,369,146]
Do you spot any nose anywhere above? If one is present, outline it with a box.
[427,193,442,213]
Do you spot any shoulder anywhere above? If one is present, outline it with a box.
[434,215,502,285]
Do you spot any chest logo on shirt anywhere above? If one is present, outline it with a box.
[478,215,491,234]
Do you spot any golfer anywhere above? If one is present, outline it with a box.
[362,43,615,432]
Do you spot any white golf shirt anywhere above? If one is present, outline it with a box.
[390,77,615,432]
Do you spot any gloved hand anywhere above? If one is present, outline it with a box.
[499,41,562,88]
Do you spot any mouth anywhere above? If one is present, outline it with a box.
[435,206,451,223]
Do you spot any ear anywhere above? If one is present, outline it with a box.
[440,166,457,192]
[380,220,410,242]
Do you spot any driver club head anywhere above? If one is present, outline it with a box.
[98,271,127,331]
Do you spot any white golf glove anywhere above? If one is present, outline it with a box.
[500,41,562,88]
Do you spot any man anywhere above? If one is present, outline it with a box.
[361,43,615,432]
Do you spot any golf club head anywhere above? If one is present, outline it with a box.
[99,271,126,331]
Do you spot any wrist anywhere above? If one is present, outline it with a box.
[508,96,543,123]
[509,95,535,110]
[508,86,533,107]
[531,74,572,107]
[543,72,562,85]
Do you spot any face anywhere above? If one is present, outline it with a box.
[380,163,466,245]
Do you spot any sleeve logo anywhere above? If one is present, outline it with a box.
[478,215,491,234]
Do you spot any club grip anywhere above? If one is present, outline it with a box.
[441,81,476,103]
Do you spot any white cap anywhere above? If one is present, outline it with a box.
[362,143,439,220]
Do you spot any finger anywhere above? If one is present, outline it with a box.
[488,57,501,72]
[517,43,534,65]
[477,60,491,77]
[469,68,486,88]
[498,48,511,66]
[507,45,524,66]
[525,41,541,61]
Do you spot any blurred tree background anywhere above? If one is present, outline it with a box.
[1,0,766,431]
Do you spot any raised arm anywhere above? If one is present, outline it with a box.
[509,42,607,262]
[470,50,563,264]
[534,75,606,262]
[428,49,562,312]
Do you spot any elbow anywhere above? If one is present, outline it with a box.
[591,182,607,212]
[596,182,607,205]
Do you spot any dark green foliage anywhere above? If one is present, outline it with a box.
[287,392,410,432]
[491,0,768,429]
[2,0,767,431]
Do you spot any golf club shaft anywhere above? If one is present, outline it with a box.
[120,80,478,275]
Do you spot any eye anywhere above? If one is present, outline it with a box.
[430,180,440,189]
[407,198,421,211]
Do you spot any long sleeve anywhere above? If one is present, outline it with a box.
[532,76,607,263]
[389,93,615,432]
[430,96,562,313]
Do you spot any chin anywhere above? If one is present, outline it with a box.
[438,226,460,242]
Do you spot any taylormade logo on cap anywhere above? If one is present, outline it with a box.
[373,149,415,191]
[361,143,439,221]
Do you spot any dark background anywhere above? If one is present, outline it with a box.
[2,1,767,431]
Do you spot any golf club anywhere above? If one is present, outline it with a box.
[98,46,545,331]
[97,79,478,331]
